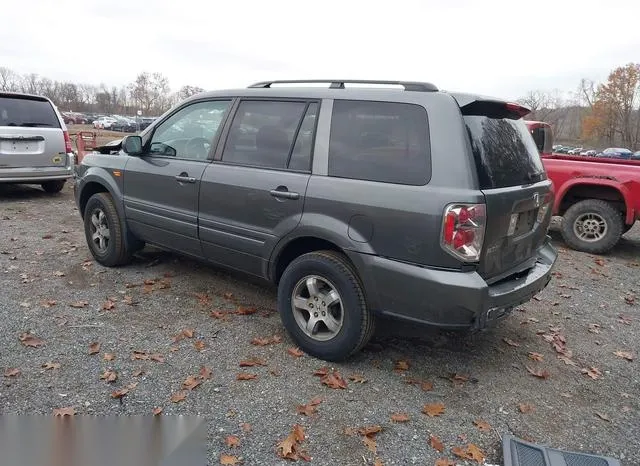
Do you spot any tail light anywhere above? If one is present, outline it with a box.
[441,203,486,262]
[63,131,73,154]
[536,192,553,224]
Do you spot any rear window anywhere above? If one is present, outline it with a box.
[0,96,60,128]
[464,116,545,189]
[328,100,430,185]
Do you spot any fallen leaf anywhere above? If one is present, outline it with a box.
[122,295,134,305]
[473,419,492,432]
[88,342,101,355]
[220,454,241,465]
[503,338,520,347]
[69,300,89,308]
[313,367,329,377]
[200,366,213,379]
[149,353,165,363]
[297,397,322,416]
[152,407,163,415]
[582,367,602,380]
[239,357,267,367]
[595,412,611,422]
[614,350,634,361]
[170,391,187,403]
[225,435,240,448]
[618,314,632,325]
[173,329,195,342]
[526,365,550,379]
[235,306,257,315]
[518,403,535,413]
[53,407,76,417]
[195,293,210,306]
[111,388,128,399]
[429,434,444,452]
[422,403,445,417]
[448,373,469,386]
[588,323,601,334]
[182,375,201,390]
[41,299,57,308]
[287,347,304,358]
[321,371,347,389]
[102,299,115,311]
[594,258,605,266]
[624,295,635,305]
[127,382,138,391]
[240,423,252,433]
[390,413,410,423]
[103,353,115,361]
[194,340,206,351]
[19,332,44,348]
[132,370,144,377]
[435,459,456,466]
[557,355,578,366]
[156,278,171,290]
[373,458,384,466]
[348,374,367,384]
[528,352,544,361]
[100,370,117,383]
[394,360,410,371]
[53,270,65,277]
[210,310,228,319]
[236,372,257,381]
[452,444,485,464]
[362,435,377,453]
[276,424,308,460]
[250,336,281,346]
[3,368,20,377]
[42,362,61,370]
[421,381,434,391]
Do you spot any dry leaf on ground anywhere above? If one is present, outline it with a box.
[100,370,117,383]
[519,403,535,413]
[69,300,89,308]
[422,403,445,417]
[103,353,115,361]
[276,424,308,460]
[613,350,634,361]
[225,435,240,448]
[503,338,520,347]
[321,371,347,389]
[595,412,611,422]
[53,407,76,417]
[102,299,115,310]
[3,368,21,377]
[111,388,128,399]
[152,407,163,415]
[19,332,44,347]
[200,366,213,379]
[236,372,257,381]
[183,375,202,390]
[429,434,444,452]
[435,459,456,466]
[297,397,322,416]
[528,352,544,361]
[526,365,550,379]
[88,342,101,355]
[452,444,485,464]
[42,362,61,370]
[287,347,304,358]
[239,357,267,367]
[348,374,367,383]
[220,454,241,465]
[194,340,207,351]
[473,419,492,432]
[582,367,602,379]
[391,413,410,423]
[394,360,410,371]
[170,391,187,403]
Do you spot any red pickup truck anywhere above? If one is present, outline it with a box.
[525,120,640,253]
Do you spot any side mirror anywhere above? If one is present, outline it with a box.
[122,135,143,155]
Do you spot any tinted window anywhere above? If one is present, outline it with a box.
[530,126,552,154]
[0,97,60,128]
[149,100,230,160]
[464,116,545,189]
[222,100,307,169]
[328,100,430,185]
[288,103,318,171]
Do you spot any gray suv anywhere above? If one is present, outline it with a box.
[74,79,557,361]
[0,92,74,192]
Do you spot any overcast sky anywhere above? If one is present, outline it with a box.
[2,0,639,100]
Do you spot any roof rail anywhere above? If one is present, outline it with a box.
[247,79,438,92]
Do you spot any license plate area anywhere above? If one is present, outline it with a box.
[0,140,45,154]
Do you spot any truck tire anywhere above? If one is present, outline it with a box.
[84,192,134,267]
[561,199,623,254]
[277,250,374,362]
[41,180,66,193]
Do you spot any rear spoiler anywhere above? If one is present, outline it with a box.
[451,93,531,120]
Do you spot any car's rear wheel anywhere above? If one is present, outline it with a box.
[84,192,134,267]
[41,180,66,193]
[277,250,374,361]
[561,199,623,254]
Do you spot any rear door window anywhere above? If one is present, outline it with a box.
[328,100,430,185]
[463,115,545,189]
[0,96,60,128]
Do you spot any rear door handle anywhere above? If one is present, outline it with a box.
[270,187,300,200]
[175,174,196,184]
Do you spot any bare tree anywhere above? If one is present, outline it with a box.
[0,67,20,91]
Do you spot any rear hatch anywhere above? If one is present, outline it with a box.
[456,96,553,282]
[0,94,66,169]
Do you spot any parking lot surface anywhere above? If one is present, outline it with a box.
[1,183,638,465]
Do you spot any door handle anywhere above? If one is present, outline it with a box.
[175,174,196,184]
[270,187,300,200]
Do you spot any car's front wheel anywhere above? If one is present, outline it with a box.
[560,199,623,254]
[84,192,135,267]
[277,250,374,361]
[41,180,66,193]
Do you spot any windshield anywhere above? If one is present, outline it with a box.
[0,96,60,128]
[464,116,546,189]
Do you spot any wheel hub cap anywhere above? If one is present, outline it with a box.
[573,213,607,242]
[90,209,110,252]
[291,275,343,342]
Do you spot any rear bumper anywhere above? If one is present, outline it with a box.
[352,237,557,329]
[0,156,74,183]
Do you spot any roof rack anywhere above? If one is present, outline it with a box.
[247,79,438,92]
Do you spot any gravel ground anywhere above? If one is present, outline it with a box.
[1,182,638,466]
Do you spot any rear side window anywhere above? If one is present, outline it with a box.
[222,100,308,169]
[530,125,552,154]
[464,116,545,189]
[0,96,60,128]
[328,100,430,185]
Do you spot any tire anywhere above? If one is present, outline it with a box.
[41,180,66,193]
[560,199,623,254]
[84,192,134,267]
[277,250,374,362]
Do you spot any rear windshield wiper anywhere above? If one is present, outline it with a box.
[19,122,55,127]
